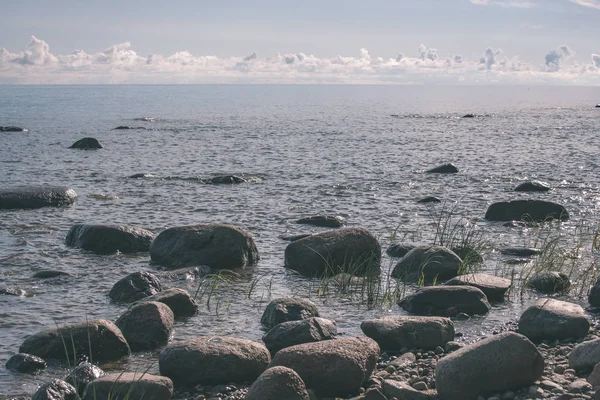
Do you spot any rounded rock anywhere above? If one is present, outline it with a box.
[109,271,163,304]
[5,353,47,373]
[485,200,569,222]
[444,273,511,302]
[245,366,310,400]
[361,316,454,351]
[115,301,174,351]
[69,137,103,150]
[261,297,320,329]
[141,288,198,318]
[518,298,589,341]
[399,286,491,316]
[262,317,337,354]
[65,362,105,395]
[82,372,173,400]
[528,272,571,294]
[66,224,154,255]
[32,379,78,400]
[391,245,462,283]
[0,186,77,209]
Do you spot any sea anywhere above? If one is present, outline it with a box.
[1,84,600,396]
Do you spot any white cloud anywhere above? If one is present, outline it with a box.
[0,36,599,85]
[470,0,537,8]
[568,0,600,9]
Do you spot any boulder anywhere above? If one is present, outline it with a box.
[269,337,380,398]
[284,228,381,277]
[109,271,163,304]
[569,338,600,371]
[115,301,174,351]
[485,200,569,222]
[262,317,337,354]
[587,362,600,387]
[296,215,346,228]
[65,224,154,255]
[82,373,173,400]
[514,180,551,192]
[65,362,105,395]
[417,196,441,203]
[32,379,78,400]
[426,163,458,173]
[69,138,103,150]
[382,379,433,400]
[208,175,246,184]
[528,271,571,294]
[150,224,259,269]
[0,186,77,209]
[399,286,491,316]
[5,353,47,373]
[0,126,28,132]
[444,273,511,301]
[0,287,26,296]
[19,319,130,363]
[386,243,417,258]
[245,366,310,400]
[261,297,320,329]
[141,288,198,318]
[450,246,484,264]
[361,316,454,350]
[435,332,544,399]
[500,247,541,257]
[391,245,462,283]
[159,336,270,386]
[518,298,589,341]
[462,114,475,118]
[589,277,600,307]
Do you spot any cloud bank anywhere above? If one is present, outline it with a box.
[1,36,600,85]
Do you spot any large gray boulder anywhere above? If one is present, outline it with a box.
[269,336,380,398]
[361,316,454,351]
[485,200,569,222]
[115,301,174,351]
[150,224,259,269]
[0,186,77,209]
[444,273,511,301]
[435,332,544,399]
[514,180,551,192]
[109,271,162,304]
[391,245,461,283]
[66,224,154,255]
[69,137,103,150]
[399,286,491,316]
[262,317,337,354]
[528,271,571,294]
[159,336,270,386]
[141,288,198,318]
[261,297,320,329]
[284,228,381,277]
[245,366,310,400]
[569,338,600,371]
[82,373,173,400]
[5,353,47,373]
[32,379,78,400]
[518,298,589,341]
[19,319,130,363]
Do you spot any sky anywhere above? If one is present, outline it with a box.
[1,0,600,84]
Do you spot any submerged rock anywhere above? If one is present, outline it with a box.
[262,317,337,354]
[444,273,511,301]
[500,247,541,257]
[32,379,78,400]
[69,137,103,150]
[518,298,589,341]
[514,180,551,192]
[113,126,146,130]
[399,286,491,316]
[109,271,163,304]
[462,113,475,118]
[0,186,77,209]
[0,126,28,132]
[485,200,569,222]
[128,173,156,179]
[426,163,458,173]
[65,224,154,255]
[141,288,198,318]
[284,227,381,277]
[391,245,462,283]
[245,366,310,400]
[115,301,174,351]
[417,196,441,203]
[0,287,26,296]
[385,243,417,258]
[361,316,454,351]
[528,271,571,294]
[33,270,73,279]
[5,353,47,373]
[82,373,173,400]
[65,362,105,395]
[261,297,320,329]
[150,224,259,269]
[296,215,346,228]
[279,233,313,242]
[208,175,246,184]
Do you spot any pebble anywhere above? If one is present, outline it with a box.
[568,379,592,394]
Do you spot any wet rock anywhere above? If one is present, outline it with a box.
[262,317,337,354]
[450,246,484,264]
[33,270,73,279]
[69,138,103,150]
[141,288,198,318]
[269,337,380,398]
[417,196,441,203]
[518,298,589,341]
[32,379,78,400]
[426,163,459,173]
[280,233,313,242]
[284,227,381,277]
[391,245,462,283]
[19,319,130,363]
[65,224,154,255]
[261,297,320,329]
[113,126,146,130]
[0,287,26,296]
[109,271,163,304]
[128,173,155,179]
[0,186,77,209]
[500,247,541,257]
[5,353,47,373]
[399,286,491,316]
[485,200,569,222]
[569,338,600,371]
[0,126,28,132]
[462,114,475,118]
[133,117,155,121]
[435,332,544,400]
[245,366,310,400]
[381,379,433,399]
[514,180,551,192]
[82,373,173,400]
[586,362,600,387]
[444,341,463,353]
[588,277,600,307]
[159,336,270,386]
[528,271,571,294]
[115,301,174,351]
[65,362,105,396]
[361,316,454,351]
[150,224,259,269]
[444,273,511,302]
[208,175,246,184]
[296,215,346,228]
[386,243,417,258]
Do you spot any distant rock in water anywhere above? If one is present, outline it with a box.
[129,173,156,179]
[133,117,156,121]
[279,233,313,242]
[87,193,119,201]
[208,175,247,184]
[1,126,28,132]
[426,163,459,174]
[462,114,475,118]
[113,126,146,130]
[514,180,551,192]
[390,114,399,117]
[66,224,154,255]
[0,287,26,296]
[33,270,72,279]
[417,196,441,203]
[485,200,569,222]
[596,104,600,108]
[0,186,77,209]
[296,215,346,228]
[500,247,540,257]
[69,137,103,150]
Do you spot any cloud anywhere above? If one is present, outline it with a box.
[568,0,600,9]
[0,36,599,85]
[470,0,537,8]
